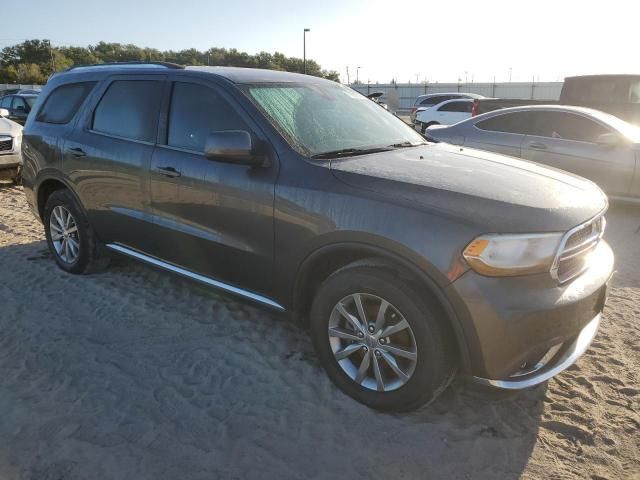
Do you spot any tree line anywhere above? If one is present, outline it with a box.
[0,40,340,84]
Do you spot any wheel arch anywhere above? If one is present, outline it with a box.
[35,174,84,222]
[292,242,471,371]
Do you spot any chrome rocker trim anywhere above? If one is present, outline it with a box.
[106,243,286,311]
[473,313,601,389]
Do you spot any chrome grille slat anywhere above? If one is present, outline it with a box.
[0,138,13,152]
[551,213,606,284]
[559,239,599,261]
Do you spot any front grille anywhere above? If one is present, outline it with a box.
[552,214,606,283]
[0,138,12,153]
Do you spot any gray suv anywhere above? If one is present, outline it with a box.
[22,63,613,411]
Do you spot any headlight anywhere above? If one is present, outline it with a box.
[462,232,563,277]
[13,134,22,152]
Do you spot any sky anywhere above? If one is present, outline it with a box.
[1,0,638,84]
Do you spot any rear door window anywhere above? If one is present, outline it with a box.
[421,95,452,106]
[167,82,248,152]
[0,96,11,108]
[439,101,471,112]
[533,112,610,142]
[37,82,96,124]
[475,111,538,134]
[92,80,163,142]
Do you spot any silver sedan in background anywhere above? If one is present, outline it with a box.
[425,105,640,203]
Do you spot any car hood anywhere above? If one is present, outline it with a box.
[0,117,23,137]
[330,143,607,232]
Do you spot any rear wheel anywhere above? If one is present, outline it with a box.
[44,189,109,274]
[310,264,456,411]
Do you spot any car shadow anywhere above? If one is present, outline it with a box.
[0,239,543,480]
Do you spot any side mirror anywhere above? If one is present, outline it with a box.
[596,132,620,147]
[204,130,263,166]
[0,108,8,117]
[15,105,25,112]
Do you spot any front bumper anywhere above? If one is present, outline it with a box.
[0,152,21,168]
[473,312,600,389]
[446,240,614,384]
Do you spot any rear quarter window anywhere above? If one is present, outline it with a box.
[36,82,97,124]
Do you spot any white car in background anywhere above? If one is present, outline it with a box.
[415,99,474,133]
[410,92,483,124]
[0,108,23,183]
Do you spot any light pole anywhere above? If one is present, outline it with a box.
[356,66,360,83]
[303,28,310,74]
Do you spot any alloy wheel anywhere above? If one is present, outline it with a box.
[49,205,80,264]
[328,293,418,392]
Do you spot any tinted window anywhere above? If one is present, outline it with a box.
[92,80,162,142]
[420,95,453,106]
[439,101,471,112]
[475,112,537,134]
[167,82,248,152]
[11,97,26,110]
[0,96,10,108]
[534,112,610,142]
[37,82,96,124]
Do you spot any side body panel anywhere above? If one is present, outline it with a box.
[147,75,278,296]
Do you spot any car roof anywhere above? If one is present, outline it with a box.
[2,93,38,98]
[417,92,483,99]
[564,74,640,81]
[55,62,333,85]
[415,92,484,104]
[476,104,607,117]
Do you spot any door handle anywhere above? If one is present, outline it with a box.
[67,147,87,157]
[528,141,547,150]
[154,166,181,178]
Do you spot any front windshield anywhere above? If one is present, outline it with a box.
[243,82,425,156]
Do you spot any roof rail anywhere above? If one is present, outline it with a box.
[65,61,185,72]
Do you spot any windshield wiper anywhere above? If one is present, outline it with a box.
[311,146,393,159]
[387,141,426,148]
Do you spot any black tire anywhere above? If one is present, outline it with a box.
[309,264,456,412]
[43,189,109,274]
[13,165,22,185]
[421,121,439,134]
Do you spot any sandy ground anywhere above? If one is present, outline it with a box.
[0,184,638,480]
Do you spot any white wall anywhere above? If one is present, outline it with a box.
[351,82,563,112]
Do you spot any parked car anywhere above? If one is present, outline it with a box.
[22,63,613,411]
[425,105,640,203]
[471,74,640,125]
[415,99,473,132]
[0,88,41,97]
[0,108,23,183]
[410,93,483,124]
[17,89,41,95]
[0,94,38,125]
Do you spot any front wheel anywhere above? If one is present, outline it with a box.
[309,264,456,411]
